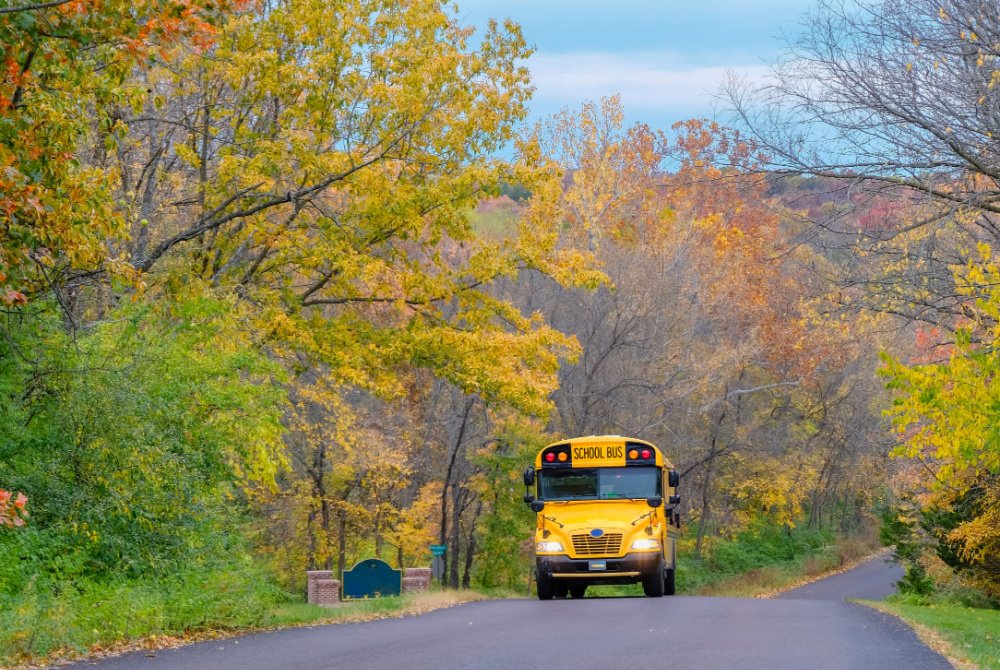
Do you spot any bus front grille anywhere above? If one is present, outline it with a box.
[571,533,623,556]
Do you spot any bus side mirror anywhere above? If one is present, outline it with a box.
[530,500,545,513]
[669,495,681,505]
[523,467,535,487]
[523,493,535,504]
[668,470,679,488]
[646,496,662,508]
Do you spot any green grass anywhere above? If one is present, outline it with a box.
[261,595,404,627]
[867,601,1000,670]
[679,525,880,597]
[1,574,484,669]
[0,566,286,667]
[262,589,484,627]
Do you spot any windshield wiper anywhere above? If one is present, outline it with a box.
[631,510,655,526]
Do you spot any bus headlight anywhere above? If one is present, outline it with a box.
[631,538,660,550]
[536,541,564,552]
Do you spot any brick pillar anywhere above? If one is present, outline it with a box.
[307,570,334,605]
[403,567,432,592]
[315,579,341,607]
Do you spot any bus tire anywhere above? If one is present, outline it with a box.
[664,568,676,596]
[569,583,587,599]
[553,582,569,598]
[642,558,665,597]
[537,572,554,600]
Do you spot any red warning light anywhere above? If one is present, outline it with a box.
[641,449,651,459]
[545,452,556,462]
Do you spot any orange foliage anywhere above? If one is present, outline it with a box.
[0,489,27,528]
[663,120,840,380]
[0,0,241,298]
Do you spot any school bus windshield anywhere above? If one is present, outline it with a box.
[538,466,661,501]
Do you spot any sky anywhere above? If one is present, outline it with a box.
[457,0,812,132]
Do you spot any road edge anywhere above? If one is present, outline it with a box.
[856,600,974,670]
[5,591,489,670]
[753,547,893,599]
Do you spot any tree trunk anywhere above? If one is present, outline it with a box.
[337,507,347,579]
[462,501,483,589]
[440,397,475,585]
[448,487,463,588]
[695,404,727,559]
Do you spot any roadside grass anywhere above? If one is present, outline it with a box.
[261,589,485,628]
[693,532,883,598]
[861,600,1000,670]
[687,526,881,597]
[0,565,285,667]
[0,574,481,670]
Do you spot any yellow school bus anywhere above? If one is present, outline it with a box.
[522,435,680,600]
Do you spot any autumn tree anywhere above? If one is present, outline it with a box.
[93,0,604,585]
[1,0,609,632]
[882,247,1000,598]
[0,0,234,305]
[726,0,1000,327]
[521,100,887,560]
[727,0,1000,597]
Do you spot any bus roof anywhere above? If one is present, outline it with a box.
[537,435,674,470]
[543,435,657,450]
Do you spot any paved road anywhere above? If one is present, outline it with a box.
[778,552,905,601]
[67,556,949,670]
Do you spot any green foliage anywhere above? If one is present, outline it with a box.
[677,523,836,593]
[878,497,1000,603]
[0,293,291,664]
[471,421,545,591]
[880,247,1000,600]
[896,564,936,597]
[0,295,286,582]
[878,505,936,596]
[0,554,285,664]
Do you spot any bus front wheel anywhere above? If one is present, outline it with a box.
[642,558,665,597]
[536,572,554,600]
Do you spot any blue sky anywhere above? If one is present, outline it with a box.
[458,0,811,132]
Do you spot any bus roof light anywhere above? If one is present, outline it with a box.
[557,452,568,462]
[628,449,639,459]
[641,449,651,459]
[545,453,555,462]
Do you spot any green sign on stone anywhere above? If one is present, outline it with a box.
[342,558,401,599]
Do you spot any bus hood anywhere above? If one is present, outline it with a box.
[538,500,659,533]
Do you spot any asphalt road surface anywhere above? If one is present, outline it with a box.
[67,556,949,670]
[777,551,905,601]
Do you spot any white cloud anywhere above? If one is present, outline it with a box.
[528,51,772,114]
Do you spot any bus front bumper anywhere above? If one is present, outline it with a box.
[536,552,662,581]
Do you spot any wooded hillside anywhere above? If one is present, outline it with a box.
[1,0,997,661]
